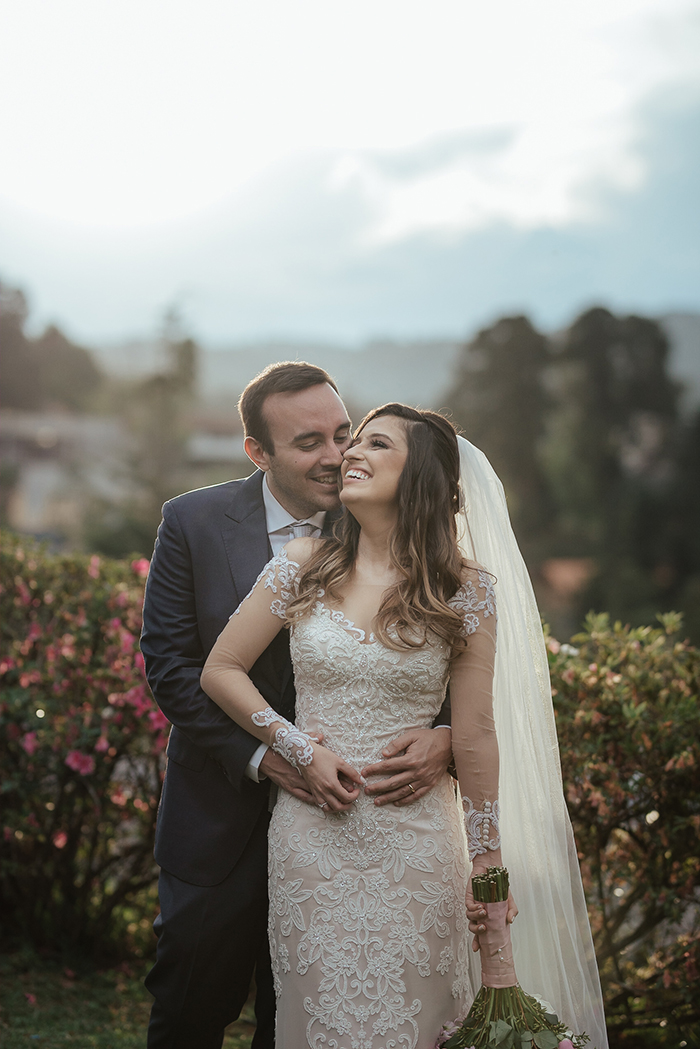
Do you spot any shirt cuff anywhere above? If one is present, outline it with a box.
[245,742,270,783]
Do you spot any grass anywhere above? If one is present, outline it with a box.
[0,953,255,1049]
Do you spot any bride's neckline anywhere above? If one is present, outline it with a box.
[314,598,376,645]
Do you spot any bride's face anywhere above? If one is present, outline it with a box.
[340,415,409,510]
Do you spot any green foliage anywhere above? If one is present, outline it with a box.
[0,531,167,959]
[547,614,700,1036]
[440,986,582,1049]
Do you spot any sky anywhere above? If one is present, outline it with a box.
[1,0,699,347]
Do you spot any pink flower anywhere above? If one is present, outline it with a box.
[131,557,150,579]
[546,637,561,654]
[148,708,169,731]
[52,830,68,849]
[120,630,136,655]
[94,735,110,753]
[121,684,151,716]
[558,1041,575,1049]
[88,555,101,579]
[24,992,37,1005]
[19,669,41,688]
[65,750,95,775]
[21,732,39,756]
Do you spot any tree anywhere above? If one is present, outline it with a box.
[0,279,103,412]
[445,316,554,556]
[85,309,200,558]
[33,325,103,411]
[0,282,39,410]
[548,307,690,629]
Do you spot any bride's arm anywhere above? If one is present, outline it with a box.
[201,541,363,811]
[449,571,518,942]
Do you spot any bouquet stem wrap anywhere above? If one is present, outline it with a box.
[476,900,516,989]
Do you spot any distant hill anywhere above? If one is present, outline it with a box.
[200,340,463,415]
[94,312,699,416]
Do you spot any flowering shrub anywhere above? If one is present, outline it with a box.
[548,613,700,1039]
[0,531,167,957]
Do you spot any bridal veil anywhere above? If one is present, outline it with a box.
[456,436,608,1049]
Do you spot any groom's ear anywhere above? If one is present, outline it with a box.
[244,436,271,471]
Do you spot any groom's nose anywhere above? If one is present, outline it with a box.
[319,439,345,467]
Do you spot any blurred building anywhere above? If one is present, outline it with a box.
[0,410,133,545]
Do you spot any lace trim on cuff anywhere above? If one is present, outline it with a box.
[462,795,501,861]
[251,706,314,769]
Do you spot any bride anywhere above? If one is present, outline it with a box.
[201,404,608,1049]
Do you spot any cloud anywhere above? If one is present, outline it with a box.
[0,8,698,345]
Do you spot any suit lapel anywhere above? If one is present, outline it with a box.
[221,471,271,607]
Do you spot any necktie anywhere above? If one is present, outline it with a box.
[290,522,316,539]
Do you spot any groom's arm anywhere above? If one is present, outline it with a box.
[141,499,260,791]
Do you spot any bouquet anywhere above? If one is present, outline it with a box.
[436,868,590,1049]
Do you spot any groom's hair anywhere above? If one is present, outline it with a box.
[238,361,339,454]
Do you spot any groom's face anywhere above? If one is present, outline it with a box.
[249,383,352,520]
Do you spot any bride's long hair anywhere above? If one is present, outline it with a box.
[285,404,468,652]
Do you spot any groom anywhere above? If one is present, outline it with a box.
[141,361,453,1049]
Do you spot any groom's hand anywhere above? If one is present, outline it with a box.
[259,750,315,804]
[360,728,452,806]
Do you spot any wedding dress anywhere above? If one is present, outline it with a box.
[203,440,608,1049]
[207,549,499,1049]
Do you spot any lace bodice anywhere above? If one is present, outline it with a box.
[203,545,499,815]
[291,594,482,776]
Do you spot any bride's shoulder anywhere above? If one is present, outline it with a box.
[450,561,497,635]
[454,560,497,609]
[458,558,493,584]
[282,536,324,568]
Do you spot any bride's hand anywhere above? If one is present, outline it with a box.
[465,872,518,953]
[300,745,363,813]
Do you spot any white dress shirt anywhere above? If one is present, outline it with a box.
[245,475,326,782]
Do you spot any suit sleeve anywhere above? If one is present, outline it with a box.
[140,500,260,790]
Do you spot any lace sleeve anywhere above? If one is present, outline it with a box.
[449,569,501,863]
[232,547,301,621]
[201,546,302,727]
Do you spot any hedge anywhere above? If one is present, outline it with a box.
[549,613,699,1037]
[1,531,166,958]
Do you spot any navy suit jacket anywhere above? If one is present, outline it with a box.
[141,471,296,886]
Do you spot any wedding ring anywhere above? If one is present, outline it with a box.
[408,783,416,794]
[319,801,329,810]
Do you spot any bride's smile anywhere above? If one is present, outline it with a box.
[339,415,409,510]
